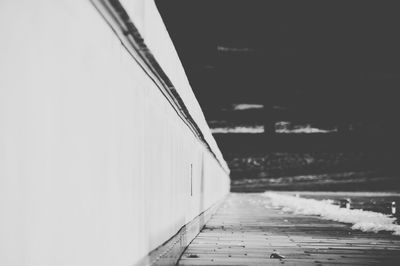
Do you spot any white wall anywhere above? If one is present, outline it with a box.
[0,1,230,265]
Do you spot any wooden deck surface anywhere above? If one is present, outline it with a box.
[178,193,400,266]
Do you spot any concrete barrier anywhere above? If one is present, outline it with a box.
[0,1,230,265]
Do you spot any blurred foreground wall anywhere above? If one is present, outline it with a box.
[0,1,230,265]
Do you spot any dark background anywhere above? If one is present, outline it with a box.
[156,0,400,191]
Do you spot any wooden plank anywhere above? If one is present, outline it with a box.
[134,197,225,266]
[178,193,400,266]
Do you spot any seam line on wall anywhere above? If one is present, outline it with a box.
[90,0,228,173]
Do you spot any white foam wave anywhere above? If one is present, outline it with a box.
[275,121,337,133]
[211,126,264,133]
[263,192,400,235]
[232,104,264,110]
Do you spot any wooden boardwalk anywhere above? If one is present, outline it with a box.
[178,193,400,266]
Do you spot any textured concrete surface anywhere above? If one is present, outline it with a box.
[0,1,229,265]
